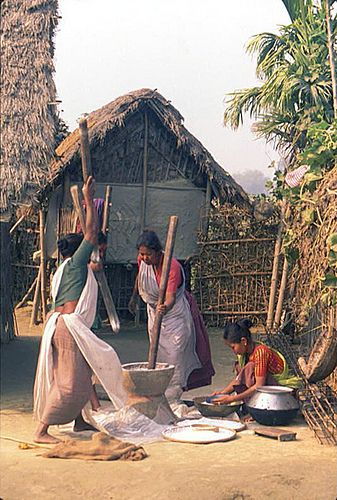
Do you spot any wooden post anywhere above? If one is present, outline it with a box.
[325,0,337,118]
[136,112,149,326]
[70,183,120,333]
[30,267,41,327]
[102,185,112,235]
[39,209,47,322]
[140,112,149,233]
[273,257,289,330]
[16,275,38,310]
[202,177,212,235]
[70,185,86,233]
[266,202,285,331]
[148,216,179,369]
[79,118,92,181]
[9,212,27,235]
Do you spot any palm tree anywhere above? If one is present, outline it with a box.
[223,0,334,162]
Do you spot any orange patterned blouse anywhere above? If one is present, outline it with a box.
[249,343,284,378]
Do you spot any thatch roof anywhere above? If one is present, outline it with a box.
[47,89,249,206]
[0,0,59,216]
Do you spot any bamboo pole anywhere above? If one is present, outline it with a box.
[273,257,289,330]
[325,0,337,118]
[9,212,27,235]
[39,210,47,322]
[266,202,286,331]
[70,187,120,334]
[140,112,149,233]
[198,237,275,246]
[30,267,41,327]
[148,216,179,369]
[15,275,38,309]
[202,178,212,235]
[76,125,120,334]
[136,112,149,326]
[79,118,92,181]
[102,185,112,235]
[70,186,86,232]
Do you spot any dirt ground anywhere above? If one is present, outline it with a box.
[1,308,336,500]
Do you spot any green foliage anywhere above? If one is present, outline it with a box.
[299,119,337,168]
[226,0,337,312]
[223,2,334,161]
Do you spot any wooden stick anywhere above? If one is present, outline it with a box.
[198,237,275,246]
[273,257,289,330]
[266,202,285,331]
[135,112,149,327]
[140,112,149,233]
[70,186,86,233]
[39,210,47,322]
[70,188,120,334]
[203,310,267,316]
[94,269,120,333]
[15,276,38,309]
[148,216,179,369]
[30,267,41,327]
[102,185,112,235]
[9,213,27,235]
[79,118,92,181]
[202,178,212,235]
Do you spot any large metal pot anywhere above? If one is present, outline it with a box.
[246,386,299,426]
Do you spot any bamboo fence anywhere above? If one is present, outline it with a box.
[192,203,280,326]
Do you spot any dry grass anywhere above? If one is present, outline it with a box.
[0,0,59,214]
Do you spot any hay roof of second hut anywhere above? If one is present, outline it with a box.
[0,0,59,216]
[48,89,249,206]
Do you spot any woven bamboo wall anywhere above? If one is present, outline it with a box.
[192,203,280,326]
[10,213,40,305]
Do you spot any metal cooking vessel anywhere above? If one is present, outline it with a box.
[247,386,299,426]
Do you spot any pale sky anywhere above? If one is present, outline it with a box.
[54,0,291,180]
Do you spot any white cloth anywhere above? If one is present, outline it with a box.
[138,260,201,401]
[34,259,127,421]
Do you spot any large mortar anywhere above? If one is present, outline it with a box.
[122,362,177,424]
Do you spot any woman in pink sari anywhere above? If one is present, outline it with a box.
[129,230,214,402]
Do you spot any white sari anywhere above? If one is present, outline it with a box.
[138,260,201,401]
[33,259,127,421]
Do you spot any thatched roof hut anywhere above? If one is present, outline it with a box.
[1,0,59,343]
[41,88,249,207]
[1,0,59,218]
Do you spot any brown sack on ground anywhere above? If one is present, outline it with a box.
[42,432,147,461]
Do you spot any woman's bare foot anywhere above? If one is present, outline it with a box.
[34,432,61,444]
[34,422,61,444]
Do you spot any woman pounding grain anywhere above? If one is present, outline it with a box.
[128,230,214,402]
[33,176,126,443]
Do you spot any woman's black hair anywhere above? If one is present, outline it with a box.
[57,233,83,258]
[223,318,253,343]
[136,230,162,252]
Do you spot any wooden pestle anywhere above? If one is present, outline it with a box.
[147,216,179,369]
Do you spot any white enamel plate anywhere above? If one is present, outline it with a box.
[177,417,246,432]
[162,425,237,444]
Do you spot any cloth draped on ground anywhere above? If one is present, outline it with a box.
[137,260,201,401]
[184,291,215,390]
[33,258,127,424]
[42,432,147,461]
